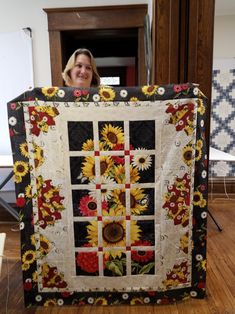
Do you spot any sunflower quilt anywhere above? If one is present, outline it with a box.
[8,84,208,307]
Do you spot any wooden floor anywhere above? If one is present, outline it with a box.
[0,197,235,314]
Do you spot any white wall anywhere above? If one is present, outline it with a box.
[214,15,235,58]
[0,0,152,87]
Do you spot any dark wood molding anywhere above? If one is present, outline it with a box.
[153,0,180,84]
[187,0,215,148]
[48,31,63,86]
[138,27,146,85]
[44,5,147,31]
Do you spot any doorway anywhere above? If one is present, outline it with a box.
[61,28,138,86]
[44,5,147,86]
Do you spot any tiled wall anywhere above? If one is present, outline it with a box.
[210,59,235,176]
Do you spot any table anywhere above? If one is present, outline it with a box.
[208,146,235,231]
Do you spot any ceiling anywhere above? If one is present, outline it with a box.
[215,0,235,16]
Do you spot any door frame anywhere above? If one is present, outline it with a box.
[44,5,148,86]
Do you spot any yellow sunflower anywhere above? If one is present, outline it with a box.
[36,175,44,190]
[130,165,140,183]
[41,263,50,277]
[196,139,203,149]
[94,297,108,305]
[112,164,125,183]
[44,299,57,307]
[22,263,30,271]
[102,205,124,216]
[184,120,194,136]
[31,234,51,255]
[22,250,36,264]
[199,199,207,208]
[30,234,37,246]
[180,232,189,254]
[32,271,38,283]
[130,297,144,305]
[195,146,202,161]
[13,161,29,183]
[130,189,148,215]
[25,184,32,198]
[197,99,205,115]
[112,188,147,215]
[33,143,44,168]
[41,87,59,98]
[142,85,158,96]
[87,219,141,258]
[101,124,124,149]
[35,105,58,117]
[193,191,203,205]
[82,156,114,179]
[201,259,206,271]
[82,156,95,179]
[112,165,140,184]
[99,86,116,101]
[112,189,126,213]
[130,96,139,102]
[182,145,193,166]
[19,142,29,157]
[39,235,51,255]
[82,139,94,151]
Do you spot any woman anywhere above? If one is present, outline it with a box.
[62,48,100,88]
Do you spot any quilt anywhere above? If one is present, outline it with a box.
[8,84,208,307]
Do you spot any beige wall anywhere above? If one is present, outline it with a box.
[0,0,152,87]
[214,15,235,58]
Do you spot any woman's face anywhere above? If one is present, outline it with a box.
[70,54,93,88]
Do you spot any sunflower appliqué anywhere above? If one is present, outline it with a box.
[28,105,59,136]
[163,173,191,227]
[166,102,195,135]
[162,261,189,288]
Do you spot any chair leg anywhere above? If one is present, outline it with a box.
[208,209,222,232]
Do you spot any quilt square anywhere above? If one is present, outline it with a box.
[8,84,208,307]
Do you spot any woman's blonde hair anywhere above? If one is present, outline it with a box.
[62,48,100,87]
